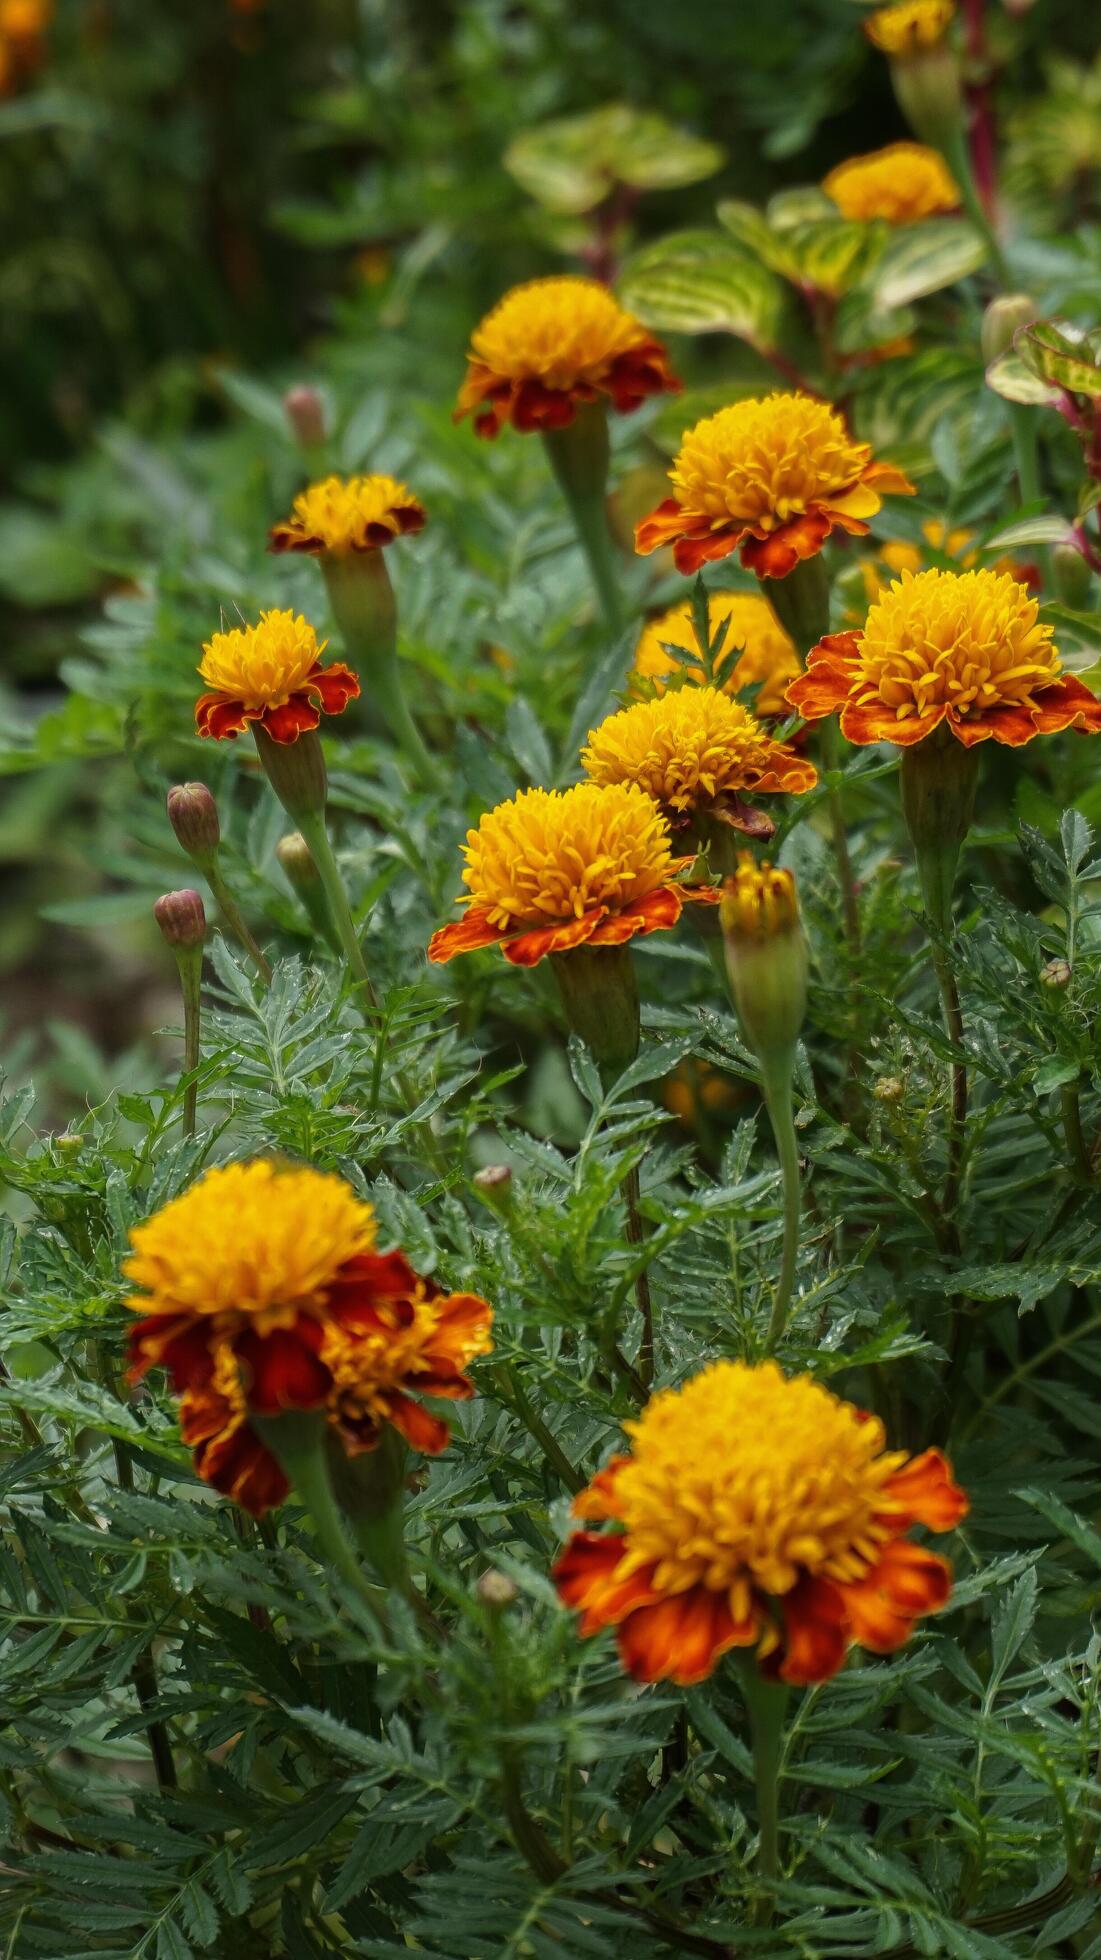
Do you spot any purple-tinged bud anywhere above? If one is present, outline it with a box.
[284,384,326,450]
[167,783,220,867]
[473,1164,513,1207]
[154,890,207,951]
[1040,958,1071,989]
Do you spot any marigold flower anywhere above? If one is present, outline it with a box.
[865,0,954,54]
[823,142,958,224]
[454,276,679,439]
[788,566,1101,748]
[554,1358,967,1687]
[635,393,915,580]
[634,592,800,718]
[269,474,426,557]
[126,1161,493,1515]
[196,609,359,744]
[581,688,816,832]
[428,780,717,969]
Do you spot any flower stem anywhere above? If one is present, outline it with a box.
[1061,1081,1094,1182]
[823,723,861,960]
[204,861,273,982]
[759,1053,801,1355]
[622,1163,654,1387]
[324,552,434,785]
[494,1362,584,1494]
[542,406,624,636]
[942,121,1011,286]
[736,1658,789,1924]
[176,942,203,1141]
[254,1411,389,1630]
[294,808,378,1009]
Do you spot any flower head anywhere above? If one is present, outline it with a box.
[865,0,953,53]
[635,393,914,579]
[634,592,800,718]
[455,276,679,439]
[196,609,359,743]
[554,1358,967,1686]
[428,780,717,968]
[581,688,816,832]
[788,566,1101,748]
[823,142,958,224]
[127,1161,493,1514]
[269,474,426,557]
[720,857,801,942]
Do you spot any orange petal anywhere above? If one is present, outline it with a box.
[839,700,945,747]
[552,1532,661,1634]
[882,1449,969,1531]
[634,498,694,558]
[679,882,723,906]
[384,1389,452,1456]
[863,460,917,497]
[785,669,849,723]
[501,912,603,966]
[572,1454,630,1523]
[259,696,323,743]
[428,908,506,964]
[585,885,684,947]
[754,752,819,793]
[616,1585,758,1685]
[673,525,744,575]
[741,509,831,580]
[196,692,250,740]
[310,661,361,714]
[776,1574,850,1685]
[838,1541,952,1654]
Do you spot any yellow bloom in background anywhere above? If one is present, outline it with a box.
[636,392,913,579]
[428,780,715,967]
[269,474,426,556]
[634,592,800,718]
[581,688,816,826]
[865,0,954,54]
[454,276,679,437]
[861,520,1031,604]
[823,143,958,224]
[196,609,358,742]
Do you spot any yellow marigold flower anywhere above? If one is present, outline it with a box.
[555,1358,967,1685]
[823,142,958,224]
[581,688,816,832]
[789,566,1101,748]
[196,608,358,743]
[127,1162,494,1515]
[269,474,425,557]
[428,780,717,968]
[634,592,800,719]
[454,276,679,438]
[865,0,953,54]
[720,856,801,941]
[636,392,914,580]
[720,856,808,1061]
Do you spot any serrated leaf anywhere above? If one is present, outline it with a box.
[619,230,782,346]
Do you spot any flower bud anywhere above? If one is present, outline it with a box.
[477,1569,519,1611]
[981,294,1036,367]
[1053,542,1092,610]
[252,724,327,819]
[154,889,207,951]
[283,383,326,450]
[1040,957,1071,989]
[720,858,808,1066]
[473,1164,513,1210]
[167,783,220,868]
[874,1076,906,1104]
[276,831,320,892]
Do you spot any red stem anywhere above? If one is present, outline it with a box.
[962,0,999,220]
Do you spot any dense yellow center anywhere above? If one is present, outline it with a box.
[719,857,800,941]
[866,0,954,54]
[613,1361,906,1612]
[670,394,872,530]
[285,473,420,553]
[125,1162,376,1330]
[634,593,798,716]
[582,688,781,812]
[198,610,324,709]
[824,143,958,223]
[462,782,677,928]
[855,567,1059,721]
[469,276,649,386]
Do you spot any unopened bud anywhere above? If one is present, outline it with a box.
[1040,958,1071,989]
[276,831,320,891]
[1053,542,1092,610]
[981,294,1036,367]
[720,857,807,1065]
[866,2,962,149]
[167,782,220,867]
[154,889,207,951]
[473,1164,513,1208]
[874,1076,905,1104]
[477,1569,519,1611]
[283,384,326,450]
[55,1132,84,1158]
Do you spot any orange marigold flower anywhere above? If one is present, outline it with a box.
[865,0,954,54]
[553,1358,967,1687]
[269,474,426,557]
[581,687,816,835]
[823,143,958,224]
[427,780,717,969]
[126,1161,493,1515]
[635,393,914,580]
[788,566,1101,748]
[454,276,680,439]
[196,608,359,744]
[634,592,800,719]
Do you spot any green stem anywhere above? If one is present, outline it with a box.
[1061,1081,1094,1182]
[367,637,435,786]
[759,1054,801,1355]
[294,809,378,1008]
[621,1164,653,1387]
[932,946,967,1221]
[204,862,273,982]
[542,407,623,636]
[567,492,624,637]
[823,723,861,960]
[942,123,1011,286]
[494,1363,584,1494]
[737,1659,789,1924]
[324,551,434,784]
[176,943,202,1141]
[254,1412,389,1629]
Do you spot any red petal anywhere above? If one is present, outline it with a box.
[196,693,250,740]
[235,1324,332,1414]
[258,696,322,743]
[616,1586,757,1685]
[776,1574,850,1685]
[428,908,506,964]
[586,885,683,946]
[309,661,361,715]
[384,1389,451,1455]
[501,912,603,966]
[882,1449,969,1531]
[552,1532,660,1634]
[741,510,831,580]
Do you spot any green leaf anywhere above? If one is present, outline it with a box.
[619,229,782,346]
[504,103,723,215]
[985,350,1061,407]
[1020,320,1101,398]
[871,220,987,308]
